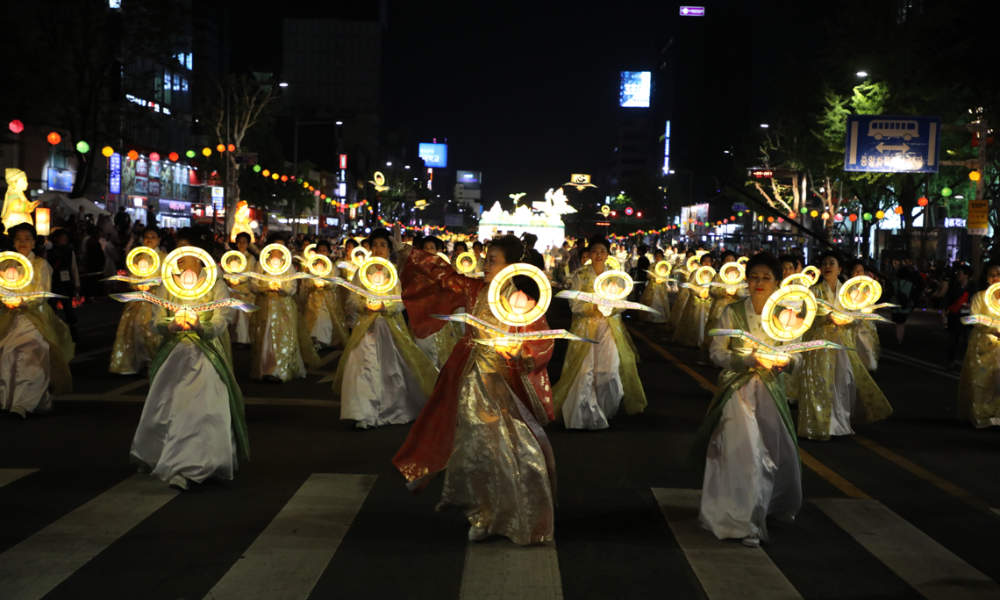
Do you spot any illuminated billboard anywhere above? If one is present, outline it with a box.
[419,143,448,168]
[456,170,481,189]
[619,71,651,108]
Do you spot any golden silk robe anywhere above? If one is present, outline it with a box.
[699,277,742,358]
[394,249,556,545]
[798,281,892,440]
[110,249,166,374]
[300,273,351,348]
[638,278,670,325]
[957,291,1000,427]
[226,251,257,345]
[674,282,712,348]
[248,262,320,381]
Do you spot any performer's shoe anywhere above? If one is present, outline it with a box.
[742,536,760,548]
[9,406,27,419]
[468,526,489,541]
[168,475,189,491]
[354,421,370,430]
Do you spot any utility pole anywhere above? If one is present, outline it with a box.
[942,119,989,279]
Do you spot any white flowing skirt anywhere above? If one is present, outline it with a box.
[0,314,52,414]
[310,300,337,347]
[560,320,622,430]
[829,348,857,436]
[130,339,237,484]
[646,289,669,324]
[340,317,428,427]
[232,310,251,345]
[414,331,441,369]
[856,328,877,372]
[257,315,306,380]
[700,377,802,541]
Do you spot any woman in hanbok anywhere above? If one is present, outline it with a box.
[227,232,258,348]
[669,250,696,329]
[638,249,670,325]
[333,228,438,429]
[110,226,166,375]
[130,229,248,491]
[799,252,892,440]
[299,240,350,350]
[393,233,556,545]
[410,236,459,368]
[673,252,715,348]
[248,236,320,382]
[552,236,646,429]
[957,261,1000,428]
[691,252,801,548]
[339,238,361,330]
[0,223,75,418]
[847,260,879,372]
[699,251,743,364]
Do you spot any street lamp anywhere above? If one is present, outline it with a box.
[279,82,289,87]
[856,71,868,77]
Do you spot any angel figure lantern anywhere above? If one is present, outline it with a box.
[3,169,40,231]
[229,201,258,243]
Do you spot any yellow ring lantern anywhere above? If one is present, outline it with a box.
[584,256,622,270]
[802,265,821,286]
[653,260,672,279]
[260,243,293,275]
[694,265,716,286]
[839,275,880,311]
[305,253,333,278]
[220,250,248,274]
[455,251,477,274]
[985,282,1000,317]
[762,284,817,341]
[0,251,33,291]
[126,246,161,278]
[358,256,398,294]
[695,250,708,259]
[351,246,371,267]
[719,262,745,285]
[737,256,749,266]
[594,270,633,302]
[685,255,701,273]
[303,244,317,258]
[487,263,551,327]
[162,246,217,300]
[781,273,812,288]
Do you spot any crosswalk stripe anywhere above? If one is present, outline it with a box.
[459,539,562,600]
[0,474,177,600]
[203,473,376,600]
[812,498,1000,600]
[0,469,37,489]
[652,488,803,600]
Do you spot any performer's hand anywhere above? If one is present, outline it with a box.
[830,313,851,326]
[742,352,761,369]
[496,341,523,360]
[391,223,404,252]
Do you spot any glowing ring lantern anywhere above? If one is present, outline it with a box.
[220,250,248,275]
[351,246,371,267]
[455,251,477,274]
[802,266,821,285]
[0,252,33,291]
[685,255,701,273]
[719,262,745,285]
[303,244,317,258]
[693,266,716,286]
[260,243,293,275]
[161,246,217,300]
[126,246,161,278]
[737,256,749,266]
[305,253,333,278]
[487,263,551,327]
[985,282,1000,317]
[762,284,817,341]
[358,257,398,294]
[839,276,880,311]
[653,260,672,279]
[594,269,634,302]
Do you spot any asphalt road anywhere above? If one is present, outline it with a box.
[1,296,999,600]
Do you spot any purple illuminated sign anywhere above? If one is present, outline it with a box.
[109,152,121,194]
[679,6,705,16]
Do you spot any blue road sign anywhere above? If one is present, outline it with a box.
[844,115,941,173]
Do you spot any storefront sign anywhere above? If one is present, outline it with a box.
[967,200,989,235]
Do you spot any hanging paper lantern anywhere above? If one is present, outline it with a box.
[917,196,928,206]
[894,206,904,214]
[216,144,225,152]
[127,150,139,161]
[47,132,61,145]
[76,140,90,154]
[101,146,114,158]
[970,171,981,182]
[876,210,885,219]
[821,212,830,220]
[271,173,279,180]
[321,194,327,200]
[810,210,818,218]
[800,207,808,214]
[834,213,844,222]
[737,212,743,217]
[168,152,179,162]
[202,147,212,157]
[262,169,270,177]
[186,150,196,158]
[941,187,952,197]
[280,175,288,182]
[227,143,236,152]
[9,120,24,134]
[863,212,872,221]
[848,214,858,222]
[149,152,160,162]
[253,165,261,173]
[767,216,775,223]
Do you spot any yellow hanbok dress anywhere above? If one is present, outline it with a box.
[248,262,320,381]
[674,280,712,348]
[227,252,257,345]
[699,277,743,361]
[110,249,167,374]
[300,270,351,349]
[798,280,892,440]
[638,276,670,325]
[957,291,1000,427]
[552,265,646,429]
[0,253,75,413]
[670,269,691,330]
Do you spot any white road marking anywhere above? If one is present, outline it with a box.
[652,488,803,600]
[204,473,376,600]
[0,469,38,489]
[0,474,177,600]
[459,539,563,600]
[813,498,1000,600]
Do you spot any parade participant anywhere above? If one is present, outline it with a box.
[957,261,1000,428]
[0,223,75,418]
[333,228,437,429]
[779,254,801,281]
[130,228,249,491]
[393,230,556,545]
[299,240,350,350]
[799,252,892,440]
[409,235,459,368]
[699,251,743,364]
[639,249,670,325]
[692,252,802,548]
[674,252,715,348]
[472,240,485,273]
[552,235,646,429]
[848,260,880,371]
[670,250,697,328]
[226,232,258,348]
[248,235,320,382]
[944,264,975,371]
[451,240,469,261]
[110,226,166,374]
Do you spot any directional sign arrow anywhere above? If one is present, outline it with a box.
[876,142,910,154]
